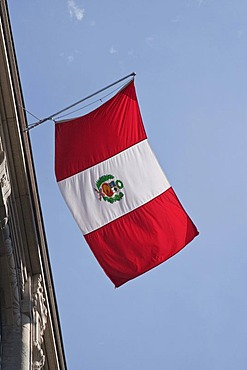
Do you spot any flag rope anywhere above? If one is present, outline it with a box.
[19,105,41,121]
[24,72,136,132]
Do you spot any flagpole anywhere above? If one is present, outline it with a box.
[24,72,136,132]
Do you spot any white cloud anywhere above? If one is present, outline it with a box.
[194,0,204,7]
[187,0,205,6]
[145,36,154,47]
[171,15,181,23]
[67,55,74,63]
[109,46,117,54]
[68,0,85,21]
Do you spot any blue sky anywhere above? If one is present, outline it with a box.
[8,1,247,369]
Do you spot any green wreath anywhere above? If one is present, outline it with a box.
[96,174,114,190]
[116,180,124,189]
[103,192,124,203]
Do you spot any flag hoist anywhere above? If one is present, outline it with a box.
[54,78,199,287]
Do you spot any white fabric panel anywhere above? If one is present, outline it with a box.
[58,139,170,235]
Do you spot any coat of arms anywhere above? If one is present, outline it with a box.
[95,174,124,203]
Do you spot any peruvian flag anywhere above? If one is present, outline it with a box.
[55,81,199,287]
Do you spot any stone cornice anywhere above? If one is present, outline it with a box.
[0,2,67,369]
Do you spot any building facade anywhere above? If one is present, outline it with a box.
[0,1,67,369]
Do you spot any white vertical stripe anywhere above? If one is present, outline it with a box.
[58,140,170,234]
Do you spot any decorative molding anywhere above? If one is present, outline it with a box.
[0,150,11,211]
[0,150,10,230]
[1,223,21,326]
[32,274,47,370]
[0,150,22,327]
[18,267,25,296]
[0,150,26,297]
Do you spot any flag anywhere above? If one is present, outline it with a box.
[55,81,199,287]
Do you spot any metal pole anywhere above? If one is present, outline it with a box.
[24,72,136,132]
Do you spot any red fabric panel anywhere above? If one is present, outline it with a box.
[85,187,199,287]
[55,81,147,181]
